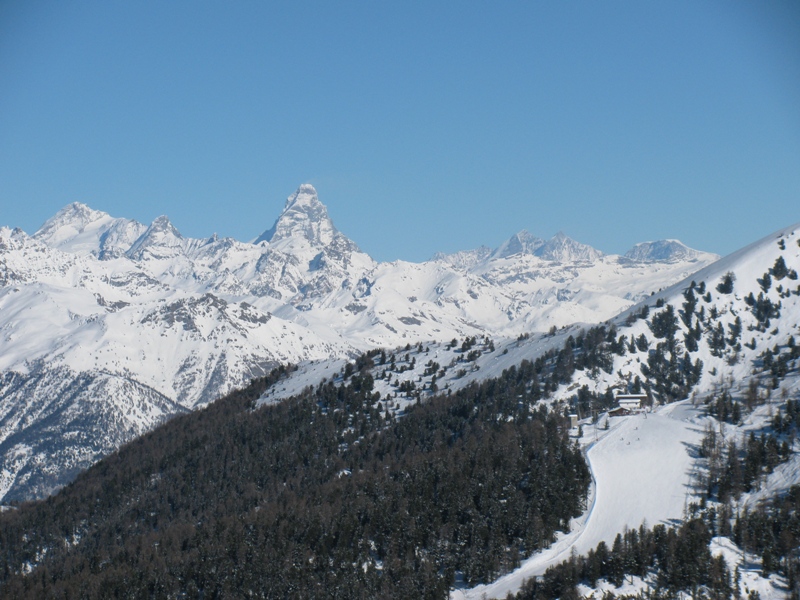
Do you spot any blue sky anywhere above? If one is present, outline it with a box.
[1,1,798,262]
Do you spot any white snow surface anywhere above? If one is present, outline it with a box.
[448,221,800,598]
[3,184,794,507]
[2,187,800,599]
[711,537,789,599]
[453,400,707,600]
[1,186,718,407]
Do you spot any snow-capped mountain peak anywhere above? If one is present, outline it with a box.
[127,215,184,260]
[255,184,340,248]
[33,202,147,259]
[432,245,494,269]
[624,239,708,263]
[35,202,108,239]
[0,183,728,503]
[493,230,545,259]
[534,231,603,262]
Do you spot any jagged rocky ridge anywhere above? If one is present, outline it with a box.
[0,184,719,501]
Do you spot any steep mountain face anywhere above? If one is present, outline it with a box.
[0,184,720,502]
[0,366,185,502]
[248,185,373,304]
[33,202,147,260]
[534,231,603,262]
[255,183,343,248]
[126,215,185,261]
[492,230,544,259]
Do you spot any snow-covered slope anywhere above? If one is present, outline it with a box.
[561,221,800,402]
[251,220,800,599]
[452,222,800,598]
[0,185,719,501]
[455,401,707,600]
[33,202,147,260]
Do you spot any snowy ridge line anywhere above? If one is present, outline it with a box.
[450,223,800,599]
[0,186,779,508]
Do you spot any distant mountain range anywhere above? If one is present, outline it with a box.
[0,184,721,501]
[263,218,800,418]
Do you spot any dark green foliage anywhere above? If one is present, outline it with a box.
[636,333,650,353]
[0,358,591,599]
[466,348,481,362]
[684,330,698,352]
[759,272,772,293]
[649,304,678,342]
[343,360,355,378]
[717,272,735,295]
[639,344,701,402]
[681,287,697,327]
[708,323,726,357]
[772,398,800,435]
[759,342,797,383]
[705,390,741,425]
[461,336,477,352]
[517,476,800,600]
[728,316,742,347]
[570,385,616,419]
[514,519,730,600]
[625,304,650,326]
[772,256,788,280]
[610,334,627,356]
[698,419,791,503]
[749,293,781,327]
[733,485,800,597]
[527,326,617,396]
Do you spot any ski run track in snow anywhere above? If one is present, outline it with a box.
[453,400,706,599]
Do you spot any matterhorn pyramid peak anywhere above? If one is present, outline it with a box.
[255,184,339,247]
[284,183,320,208]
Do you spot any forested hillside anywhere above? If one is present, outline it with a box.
[0,360,589,598]
[2,223,798,599]
[0,185,717,504]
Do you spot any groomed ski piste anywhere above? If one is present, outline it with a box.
[451,400,703,599]
[453,397,793,599]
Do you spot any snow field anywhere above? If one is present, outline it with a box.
[454,400,706,599]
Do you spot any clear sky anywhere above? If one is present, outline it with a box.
[1,1,798,262]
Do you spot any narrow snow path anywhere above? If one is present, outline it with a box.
[453,400,705,600]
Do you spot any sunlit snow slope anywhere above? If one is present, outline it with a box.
[456,401,706,600]
[0,184,718,501]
